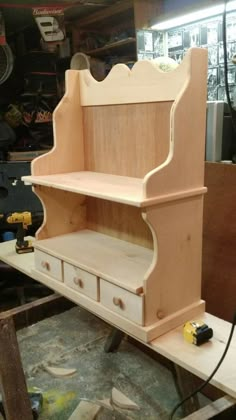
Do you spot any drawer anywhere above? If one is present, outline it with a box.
[35,249,63,281]
[100,279,144,325]
[64,262,99,301]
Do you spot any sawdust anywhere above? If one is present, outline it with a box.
[24,335,106,379]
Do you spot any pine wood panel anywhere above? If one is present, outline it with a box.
[83,102,172,177]
[183,396,236,419]
[86,198,153,249]
[34,186,87,240]
[145,48,208,198]
[23,172,144,206]
[32,71,84,176]
[79,53,192,105]
[34,230,152,293]
[144,195,204,326]
[35,249,63,281]
[23,173,206,207]
[151,313,236,399]
[64,262,99,301]
[100,279,144,325]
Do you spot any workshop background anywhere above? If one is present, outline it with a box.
[0,0,236,320]
[0,1,236,419]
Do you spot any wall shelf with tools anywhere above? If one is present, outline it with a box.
[69,0,162,76]
[23,47,208,343]
[70,0,137,73]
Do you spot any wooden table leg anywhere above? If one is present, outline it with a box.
[0,316,33,420]
[104,328,125,353]
[173,364,200,416]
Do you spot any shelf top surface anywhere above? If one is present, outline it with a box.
[34,229,153,294]
[23,171,144,207]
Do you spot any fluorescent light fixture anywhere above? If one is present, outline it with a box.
[151,1,236,30]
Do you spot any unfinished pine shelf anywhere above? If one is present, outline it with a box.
[23,47,208,342]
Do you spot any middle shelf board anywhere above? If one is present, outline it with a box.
[23,171,145,207]
[35,229,153,294]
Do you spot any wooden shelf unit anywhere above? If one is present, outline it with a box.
[24,48,208,342]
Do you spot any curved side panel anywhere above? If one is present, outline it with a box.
[33,185,87,240]
[144,48,208,198]
[142,195,204,326]
[142,208,161,325]
[32,70,84,176]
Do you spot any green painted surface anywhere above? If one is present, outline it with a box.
[17,307,208,419]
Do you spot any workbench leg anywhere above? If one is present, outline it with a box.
[104,328,125,353]
[173,364,200,416]
[0,317,33,420]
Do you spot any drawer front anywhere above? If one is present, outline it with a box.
[35,249,63,281]
[64,262,99,301]
[100,279,144,325]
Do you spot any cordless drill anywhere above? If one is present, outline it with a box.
[6,211,43,254]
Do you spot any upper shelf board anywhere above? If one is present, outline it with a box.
[23,171,144,207]
[23,171,207,207]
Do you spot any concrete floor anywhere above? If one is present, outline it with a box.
[17,307,209,420]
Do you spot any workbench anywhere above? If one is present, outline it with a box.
[0,238,236,419]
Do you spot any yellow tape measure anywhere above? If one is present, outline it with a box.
[183,320,213,346]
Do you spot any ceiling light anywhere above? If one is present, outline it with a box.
[151,1,236,30]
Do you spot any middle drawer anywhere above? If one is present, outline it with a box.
[64,262,99,301]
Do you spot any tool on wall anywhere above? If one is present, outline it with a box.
[1,211,43,254]
[0,11,14,85]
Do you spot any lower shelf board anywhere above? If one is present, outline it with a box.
[34,229,152,294]
[32,268,205,343]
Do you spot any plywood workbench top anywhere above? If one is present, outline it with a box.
[1,238,236,400]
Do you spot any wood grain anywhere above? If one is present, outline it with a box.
[145,48,208,198]
[21,48,208,341]
[34,230,152,294]
[183,396,236,419]
[83,102,171,177]
[32,70,84,176]
[33,186,86,240]
[151,313,236,399]
[0,317,33,420]
[24,172,144,206]
[79,49,194,105]
[202,162,236,322]
[144,195,205,326]
[86,198,153,249]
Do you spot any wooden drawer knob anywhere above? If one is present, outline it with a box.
[73,277,84,288]
[113,297,124,309]
[41,261,50,271]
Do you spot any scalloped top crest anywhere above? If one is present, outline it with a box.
[68,48,207,106]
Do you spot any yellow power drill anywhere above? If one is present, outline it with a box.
[6,211,42,254]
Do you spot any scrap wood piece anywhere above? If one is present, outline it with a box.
[182,396,236,419]
[44,366,77,378]
[96,398,113,411]
[111,387,139,410]
[68,401,101,420]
